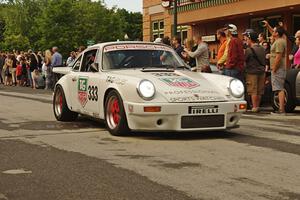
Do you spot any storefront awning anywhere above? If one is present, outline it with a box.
[169,0,241,14]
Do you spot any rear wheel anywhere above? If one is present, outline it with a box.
[105,90,129,136]
[272,83,296,113]
[53,85,78,121]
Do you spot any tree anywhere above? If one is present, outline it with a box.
[0,0,143,55]
[117,9,142,41]
[3,34,30,51]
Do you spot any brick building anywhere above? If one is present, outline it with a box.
[143,0,300,63]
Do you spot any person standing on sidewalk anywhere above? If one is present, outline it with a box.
[292,32,300,68]
[4,54,13,86]
[243,30,266,113]
[44,50,52,90]
[182,38,197,68]
[172,36,185,60]
[222,24,245,80]
[216,29,227,71]
[183,35,210,72]
[0,52,5,84]
[270,26,287,115]
[258,33,267,46]
[27,50,38,88]
[51,47,62,67]
[51,46,63,88]
[11,54,17,86]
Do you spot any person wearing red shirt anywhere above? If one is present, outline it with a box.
[223,24,245,80]
[16,62,22,86]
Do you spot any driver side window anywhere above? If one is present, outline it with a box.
[72,55,82,71]
[161,51,177,66]
[80,49,98,72]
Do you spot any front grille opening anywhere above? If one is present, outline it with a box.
[181,115,225,129]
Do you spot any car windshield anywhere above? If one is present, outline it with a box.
[102,44,186,70]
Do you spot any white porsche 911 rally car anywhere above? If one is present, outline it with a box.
[53,42,247,136]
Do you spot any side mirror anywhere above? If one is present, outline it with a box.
[91,63,99,72]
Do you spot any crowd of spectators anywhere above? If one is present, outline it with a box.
[1,22,300,115]
[0,46,85,90]
[155,21,300,115]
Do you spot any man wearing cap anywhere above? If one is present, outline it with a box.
[222,24,245,80]
[243,29,266,112]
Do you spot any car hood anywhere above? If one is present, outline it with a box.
[108,69,228,103]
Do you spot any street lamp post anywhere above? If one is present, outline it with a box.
[173,0,178,37]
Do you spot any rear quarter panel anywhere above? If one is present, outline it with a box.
[55,74,73,111]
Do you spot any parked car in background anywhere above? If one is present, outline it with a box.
[272,68,300,112]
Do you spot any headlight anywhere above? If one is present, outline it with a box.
[229,79,244,98]
[137,80,156,100]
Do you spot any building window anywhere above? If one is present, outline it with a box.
[250,15,282,40]
[293,15,300,34]
[250,17,265,36]
[152,20,164,41]
[175,25,188,44]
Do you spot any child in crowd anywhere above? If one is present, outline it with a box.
[16,61,23,86]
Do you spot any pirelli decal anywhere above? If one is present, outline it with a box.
[188,105,219,114]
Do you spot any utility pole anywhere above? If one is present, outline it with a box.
[173,0,178,37]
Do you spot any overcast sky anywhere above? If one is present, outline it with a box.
[104,0,142,12]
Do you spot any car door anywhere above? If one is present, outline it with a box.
[71,49,100,117]
[68,55,83,112]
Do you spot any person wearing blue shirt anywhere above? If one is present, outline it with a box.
[51,47,62,67]
[51,46,63,89]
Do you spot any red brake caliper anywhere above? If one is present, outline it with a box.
[59,95,63,110]
[112,99,120,125]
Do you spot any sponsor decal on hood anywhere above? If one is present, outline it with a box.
[159,77,200,89]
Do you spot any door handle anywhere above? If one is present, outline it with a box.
[72,77,77,82]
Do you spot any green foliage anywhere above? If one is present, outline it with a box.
[117,9,142,41]
[0,0,142,56]
[2,34,30,50]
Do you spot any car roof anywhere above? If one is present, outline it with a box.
[86,41,171,51]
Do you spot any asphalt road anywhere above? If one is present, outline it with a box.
[0,85,300,200]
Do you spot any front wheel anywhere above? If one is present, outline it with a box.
[104,90,130,136]
[53,85,78,121]
[272,83,296,113]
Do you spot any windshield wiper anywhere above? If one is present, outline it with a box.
[141,65,175,70]
[176,65,191,70]
[141,65,175,72]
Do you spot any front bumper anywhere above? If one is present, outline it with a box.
[123,101,246,132]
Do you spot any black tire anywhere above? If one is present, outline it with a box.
[272,83,296,113]
[53,85,78,121]
[104,90,130,136]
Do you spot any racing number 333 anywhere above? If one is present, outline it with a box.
[88,85,98,101]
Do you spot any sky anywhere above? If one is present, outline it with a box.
[104,0,142,12]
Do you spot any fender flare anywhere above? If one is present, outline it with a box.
[54,77,73,111]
